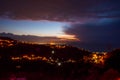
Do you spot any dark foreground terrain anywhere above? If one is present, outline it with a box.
[0,37,120,80]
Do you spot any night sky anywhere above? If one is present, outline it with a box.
[0,0,120,51]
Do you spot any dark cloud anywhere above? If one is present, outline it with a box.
[0,0,120,21]
[64,18,120,51]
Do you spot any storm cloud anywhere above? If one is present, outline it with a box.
[64,18,120,51]
[0,0,120,21]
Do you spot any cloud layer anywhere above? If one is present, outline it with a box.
[0,0,120,21]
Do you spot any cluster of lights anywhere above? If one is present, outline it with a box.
[11,53,78,67]
[48,43,66,49]
[55,45,66,49]
[0,39,14,47]
[11,54,64,66]
[66,59,76,63]
[91,54,104,64]
[11,54,47,61]
[83,52,107,64]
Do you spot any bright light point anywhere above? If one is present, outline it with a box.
[57,62,61,66]
[52,50,55,54]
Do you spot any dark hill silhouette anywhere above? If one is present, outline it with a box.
[0,36,15,41]
[105,49,120,72]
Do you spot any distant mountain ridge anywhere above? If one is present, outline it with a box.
[0,32,63,43]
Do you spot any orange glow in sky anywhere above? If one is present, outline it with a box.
[57,34,79,41]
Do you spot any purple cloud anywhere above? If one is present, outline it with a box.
[0,0,120,21]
